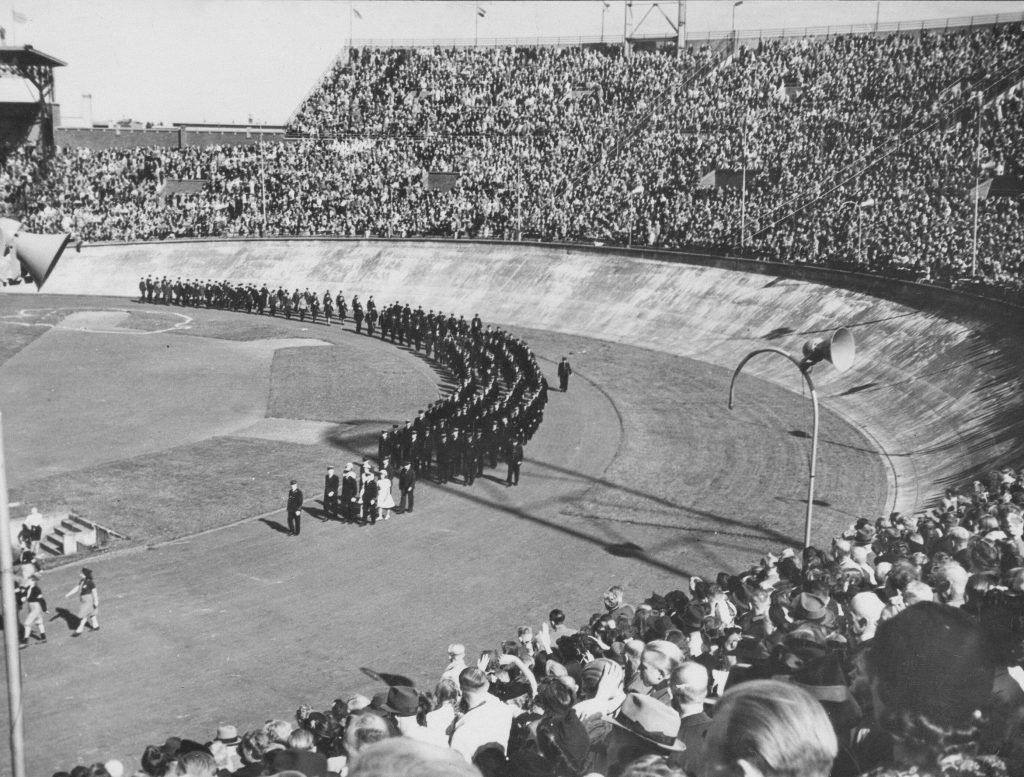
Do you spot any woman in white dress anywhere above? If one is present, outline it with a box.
[377,469,396,521]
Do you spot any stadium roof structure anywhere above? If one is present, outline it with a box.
[0,45,67,70]
[0,45,66,150]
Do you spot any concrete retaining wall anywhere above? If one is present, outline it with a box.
[28,238,1024,514]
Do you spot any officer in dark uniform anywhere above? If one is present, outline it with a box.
[378,428,393,465]
[287,480,303,535]
[340,464,359,522]
[506,437,524,487]
[353,297,364,333]
[323,466,339,519]
[464,433,479,486]
[435,431,450,483]
[558,357,573,392]
[398,462,416,514]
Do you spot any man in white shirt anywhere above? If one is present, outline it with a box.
[448,668,516,763]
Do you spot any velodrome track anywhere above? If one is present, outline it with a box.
[0,239,1021,773]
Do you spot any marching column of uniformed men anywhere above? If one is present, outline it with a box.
[372,315,548,489]
[142,279,552,516]
[138,277,360,325]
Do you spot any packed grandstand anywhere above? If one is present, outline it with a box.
[3,11,1024,777]
[4,22,1024,299]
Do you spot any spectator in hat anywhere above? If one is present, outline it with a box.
[380,686,448,748]
[597,693,686,777]
[448,667,517,764]
[206,724,241,773]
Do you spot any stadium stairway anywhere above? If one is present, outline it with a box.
[18,237,1024,515]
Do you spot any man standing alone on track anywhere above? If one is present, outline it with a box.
[287,479,304,536]
[324,466,339,519]
[558,357,573,392]
[507,437,524,487]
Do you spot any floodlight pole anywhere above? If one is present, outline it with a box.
[259,120,267,237]
[740,110,748,248]
[0,413,26,777]
[972,91,981,278]
[728,349,819,549]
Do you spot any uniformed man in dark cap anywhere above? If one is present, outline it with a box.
[339,464,358,522]
[554,357,571,392]
[323,466,339,519]
[286,480,303,535]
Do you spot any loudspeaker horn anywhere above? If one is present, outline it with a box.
[0,217,22,256]
[13,231,71,289]
[800,327,855,373]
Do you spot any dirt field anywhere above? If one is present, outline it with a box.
[0,294,886,774]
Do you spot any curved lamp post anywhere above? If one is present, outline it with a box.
[728,328,855,549]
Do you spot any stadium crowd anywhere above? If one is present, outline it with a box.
[2,23,1024,296]
[49,465,1024,777]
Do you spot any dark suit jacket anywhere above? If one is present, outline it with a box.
[324,473,339,499]
[669,710,713,776]
[266,748,330,777]
[399,467,417,491]
[341,473,359,500]
[287,488,303,515]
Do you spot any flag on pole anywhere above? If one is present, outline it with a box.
[733,1,743,6]
[476,6,486,17]
[352,7,362,19]
[12,10,29,23]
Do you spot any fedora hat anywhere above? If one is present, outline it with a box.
[605,694,686,752]
[214,724,240,746]
[379,686,419,717]
[791,593,835,626]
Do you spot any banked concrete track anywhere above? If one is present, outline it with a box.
[33,238,1024,513]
